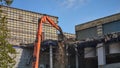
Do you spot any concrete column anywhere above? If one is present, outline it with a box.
[50,45,53,68]
[75,45,78,68]
[75,54,78,68]
[97,25,103,36]
[97,43,106,68]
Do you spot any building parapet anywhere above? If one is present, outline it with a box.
[75,13,120,31]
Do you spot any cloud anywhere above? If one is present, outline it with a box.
[62,0,76,8]
[60,0,87,8]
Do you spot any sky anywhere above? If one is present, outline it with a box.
[11,0,120,33]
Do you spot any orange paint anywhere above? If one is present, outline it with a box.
[32,16,63,68]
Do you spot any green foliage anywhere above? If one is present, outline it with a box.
[0,1,16,68]
[0,15,16,68]
[0,0,13,6]
[5,0,13,6]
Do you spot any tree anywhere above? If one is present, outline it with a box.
[0,0,13,6]
[0,0,16,68]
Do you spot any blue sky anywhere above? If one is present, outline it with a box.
[11,0,120,33]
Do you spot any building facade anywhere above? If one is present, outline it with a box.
[75,13,120,68]
[0,5,58,45]
[63,32,76,39]
[76,13,120,40]
[58,32,76,41]
[0,5,59,68]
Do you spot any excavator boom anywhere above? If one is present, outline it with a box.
[32,16,63,68]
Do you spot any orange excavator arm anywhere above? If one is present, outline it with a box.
[32,15,63,68]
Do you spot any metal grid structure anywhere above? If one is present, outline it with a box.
[0,5,58,45]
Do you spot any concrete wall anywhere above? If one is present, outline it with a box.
[98,63,120,68]
[14,46,50,68]
[14,47,33,68]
